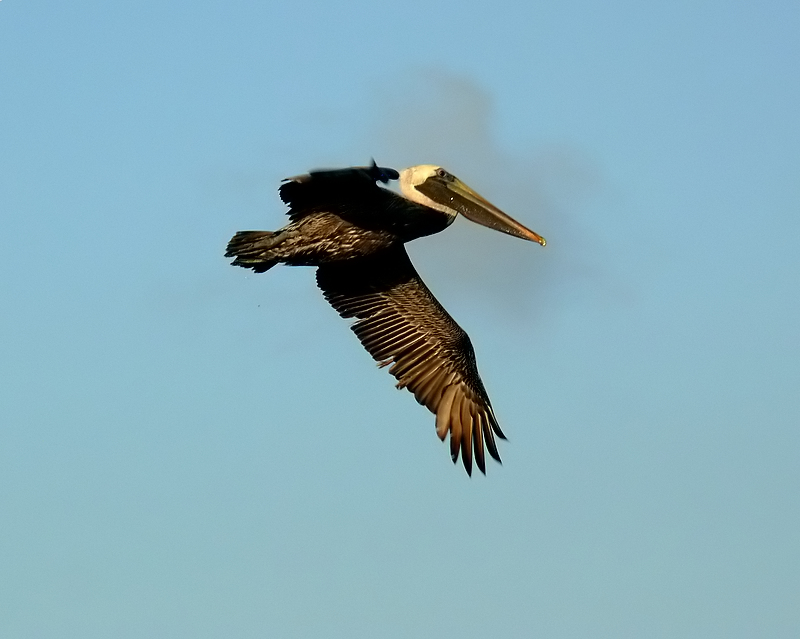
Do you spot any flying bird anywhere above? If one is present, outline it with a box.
[226,161,546,475]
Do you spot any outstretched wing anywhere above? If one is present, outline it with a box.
[316,245,505,475]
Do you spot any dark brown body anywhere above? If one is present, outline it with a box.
[226,169,450,271]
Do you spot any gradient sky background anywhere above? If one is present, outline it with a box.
[2,1,799,637]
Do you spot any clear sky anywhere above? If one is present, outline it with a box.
[1,1,798,637]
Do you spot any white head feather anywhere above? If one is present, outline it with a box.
[398,165,457,217]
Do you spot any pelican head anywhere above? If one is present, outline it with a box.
[398,165,546,245]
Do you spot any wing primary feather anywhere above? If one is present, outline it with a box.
[436,384,459,441]
[414,371,448,411]
[460,399,473,476]
[449,396,463,463]
[482,412,501,462]
[486,408,506,440]
[473,411,486,475]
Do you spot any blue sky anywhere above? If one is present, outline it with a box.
[1,1,798,637]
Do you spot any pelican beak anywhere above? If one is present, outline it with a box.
[418,173,546,246]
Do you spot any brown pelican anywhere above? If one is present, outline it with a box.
[226,161,545,475]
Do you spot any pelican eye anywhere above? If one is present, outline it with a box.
[436,168,450,179]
